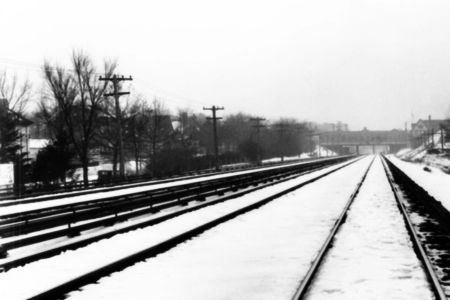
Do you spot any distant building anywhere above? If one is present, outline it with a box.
[411,118,447,138]
[28,139,49,160]
[313,121,349,133]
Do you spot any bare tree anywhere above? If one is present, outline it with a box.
[124,95,152,175]
[0,71,32,114]
[148,98,170,176]
[0,72,34,192]
[43,51,116,186]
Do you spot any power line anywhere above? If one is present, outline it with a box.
[0,58,215,111]
[132,77,212,108]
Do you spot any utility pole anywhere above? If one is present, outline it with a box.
[151,107,158,177]
[100,75,133,179]
[428,115,433,149]
[203,105,224,170]
[250,117,265,165]
[317,133,321,158]
[275,123,289,162]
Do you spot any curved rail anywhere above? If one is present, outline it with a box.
[291,156,375,299]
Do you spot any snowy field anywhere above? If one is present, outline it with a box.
[0,164,13,186]
[0,157,369,300]
[64,157,373,300]
[261,147,337,164]
[388,155,450,213]
[305,157,433,300]
[396,131,450,171]
[0,156,350,217]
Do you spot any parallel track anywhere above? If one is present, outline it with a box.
[382,155,449,299]
[0,157,334,203]
[291,156,374,299]
[0,157,351,236]
[22,156,360,300]
[0,156,356,271]
[291,155,448,300]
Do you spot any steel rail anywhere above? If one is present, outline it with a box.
[0,158,352,237]
[0,167,308,254]
[290,156,375,300]
[381,155,447,300]
[0,163,334,271]
[0,156,353,205]
[0,156,328,201]
[24,156,363,300]
[0,157,359,268]
[0,163,267,204]
[0,157,350,219]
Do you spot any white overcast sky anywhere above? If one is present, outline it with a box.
[1,0,450,130]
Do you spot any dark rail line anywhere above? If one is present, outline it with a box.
[291,156,374,299]
[382,155,448,299]
[0,157,351,236]
[0,156,357,270]
[0,157,328,203]
[22,156,360,300]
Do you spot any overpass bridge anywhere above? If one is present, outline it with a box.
[317,129,408,154]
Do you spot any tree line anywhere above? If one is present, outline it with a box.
[0,51,316,189]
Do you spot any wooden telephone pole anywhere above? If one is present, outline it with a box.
[203,105,224,170]
[99,75,133,179]
[250,117,265,165]
[275,123,289,162]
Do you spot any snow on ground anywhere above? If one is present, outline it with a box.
[71,161,140,181]
[65,157,373,300]
[398,147,450,171]
[220,162,251,169]
[397,130,450,171]
[313,145,337,157]
[388,155,450,212]
[0,157,371,300]
[0,164,14,186]
[261,149,334,164]
[305,156,433,300]
[0,156,351,217]
[261,154,305,164]
[396,148,412,157]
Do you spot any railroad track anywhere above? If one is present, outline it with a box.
[382,155,450,299]
[0,157,350,207]
[14,156,362,300]
[0,156,356,271]
[291,156,375,299]
[0,157,324,203]
[291,155,448,300]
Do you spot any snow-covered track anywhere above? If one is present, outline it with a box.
[291,156,375,299]
[21,157,360,300]
[0,156,356,269]
[0,158,350,237]
[382,155,449,299]
[0,157,333,204]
